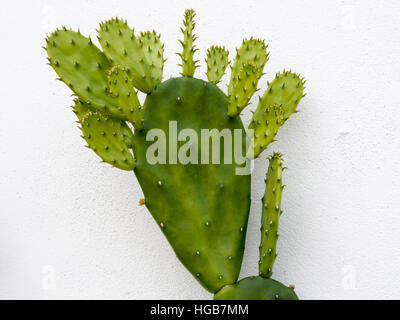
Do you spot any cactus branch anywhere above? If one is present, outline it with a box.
[247,70,306,158]
[108,65,144,131]
[45,29,120,117]
[228,62,263,116]
[259,153,284,278]
[139,30,165,85]
[206,46,229,84]
[98,18,160,93]
[80,110,136,171]
[178,9,199,77]
[227,38,269,116]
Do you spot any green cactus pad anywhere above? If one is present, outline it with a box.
[230,38,269,78]
[206,46,229,84]
[247,71,305,158]
[73,99,134,148]
[254,70,305,122]
[214,276,298,300]
[132,77,251,293]
[259,153,284,278]
[80,110,136,170]
[178,9,199,77]
[98,18,157,93]
[108,65,144,130]
[228,62,263,117]
[45,29,120,116]
[228,38,269,116]
[247,105,284,158]
[139,31,164,85]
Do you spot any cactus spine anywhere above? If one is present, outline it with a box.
[45,9,307,300]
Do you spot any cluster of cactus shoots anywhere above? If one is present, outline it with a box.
[45,9,306,300]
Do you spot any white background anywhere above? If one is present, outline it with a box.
[0,0,399,300]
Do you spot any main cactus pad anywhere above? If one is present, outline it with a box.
[133,77,251,293]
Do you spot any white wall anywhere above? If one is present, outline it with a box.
[1,0,399,300]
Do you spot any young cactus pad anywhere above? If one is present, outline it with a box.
[206,46,229,84]
[98,18,163,93]
[259,153,284,278]
[247,71,306,158]
[107,65,144,130]
[214,154,299,300]
[178,9,199,77]
[45,8,306,298]
[228,38,269,117]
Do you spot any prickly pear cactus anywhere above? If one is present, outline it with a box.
[45,8,306,299]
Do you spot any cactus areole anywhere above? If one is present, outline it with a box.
[45,9,306,299]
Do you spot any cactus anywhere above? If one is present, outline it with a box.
[80,110,136,171]
[108,65,144,130]
[98,18,163,93]
[214,153,298,300]
[206,46,229,84]
[259,153,284,279]
[138,31,164,85]
[178,9,199,77]
[228,38,269,117]
[247,71,306,158]
[228,62,263,117]
[46,29,120,116]
[45,8,307,299]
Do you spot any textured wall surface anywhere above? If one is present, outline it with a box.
[1,0,400,300]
